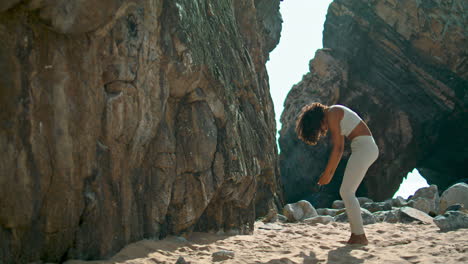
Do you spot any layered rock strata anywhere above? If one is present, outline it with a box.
[280,0,467,207]
[0,0,283,262]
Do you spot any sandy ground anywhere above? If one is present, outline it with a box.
[66,221,468,264]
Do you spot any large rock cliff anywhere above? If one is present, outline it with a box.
[0,0,283,262]
[280,0,467,207]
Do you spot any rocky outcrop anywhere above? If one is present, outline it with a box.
[0,0,283,262]
[279,0,467,207]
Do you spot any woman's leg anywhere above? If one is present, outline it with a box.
[340,137,378,238]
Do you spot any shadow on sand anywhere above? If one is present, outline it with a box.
[326,244,365,264]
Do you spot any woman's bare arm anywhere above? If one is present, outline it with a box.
[318,108,344,185]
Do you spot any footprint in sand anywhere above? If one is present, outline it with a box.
[376,230,386,234]
[319,245,331,250]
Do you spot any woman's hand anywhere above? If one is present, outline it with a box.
[317,171,332,186]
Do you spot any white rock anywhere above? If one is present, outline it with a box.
[399,206,433,224]
[439,183,468,214]
[282,200,318,222]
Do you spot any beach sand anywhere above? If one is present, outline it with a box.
[66,221,467,264]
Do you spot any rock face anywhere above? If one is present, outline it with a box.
[0,0,283,262]
[279,0,467,207]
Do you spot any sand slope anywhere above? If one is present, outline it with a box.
[66,221,467,264]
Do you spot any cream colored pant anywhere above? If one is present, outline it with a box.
[340,136,379,235]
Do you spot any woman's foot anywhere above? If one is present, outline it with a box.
[347,233,368,245]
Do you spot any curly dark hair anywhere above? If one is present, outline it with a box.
[295,102,329,145]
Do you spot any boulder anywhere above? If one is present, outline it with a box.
[408,185,439,215]
[399,207,433,224]
[283,200,318,222]
[434,211,468,232]
[439,183,468,214]
[334,208,376,225]
[362,201,392,213]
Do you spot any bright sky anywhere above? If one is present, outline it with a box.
[266,0,429,199]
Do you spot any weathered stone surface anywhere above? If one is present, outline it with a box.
[399,207,433,224]
[334,208,376,225]
[279,0,468,207]
[373,209,400,223]
[283,200,318,222]
[0,0,283,262]
[389,196,408,207]
[439,183,468,214]
[434,211,468,232]
[408,185,439,215]
[362,201,392,213]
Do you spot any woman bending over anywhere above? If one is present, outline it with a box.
[295,103,379,245]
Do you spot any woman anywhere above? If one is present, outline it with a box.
[295,102,379,245]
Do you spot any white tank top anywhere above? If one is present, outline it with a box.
[332,105,362,137]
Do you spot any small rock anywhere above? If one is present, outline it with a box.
[282,200,318,222]
[399,206,433,224]
[439,183,468,214]
[391,196,407,207]
[444,203,465,213]
[303,215,334,225]
[362,201,392,213]
[175,256,190,264]
[316,208,340,217]
[434,211,468,231]
[334,208,376,225]
[277,214,288,222]
[262,209,278,223]
[212,250,235,262]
